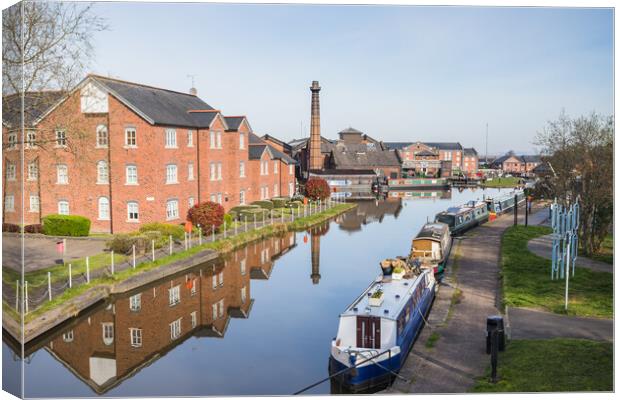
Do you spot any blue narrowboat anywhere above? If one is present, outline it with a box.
[329,266,436,393]
[485,189,526,215]
[434,200,489,236]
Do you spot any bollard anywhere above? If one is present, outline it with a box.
[151,240,155,261]
[86,256,90,283]
[170,235,173,255]
[15,280,19,312]
[513,194,518,226]
[24,281,29,314]
[68,264,72,288]
[111,251,115,275]
[132,245,136,269]
[212,225,215,242]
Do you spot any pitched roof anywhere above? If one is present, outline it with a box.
[248,133,296,164]
[91,75,216,127]
[521,155,541,163]
[248,144,267,160]
[2,91,65,128]
[423,142,463,151]
[339,127,363,135]
[262,134,292,151]
[331,143,401,168]
[223,116,246,131]
[464,147,478,156]
[384,142,414,150]
[249,132,265,145]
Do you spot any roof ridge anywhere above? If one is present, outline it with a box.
[89,74,200,98]
[188,109,220,113]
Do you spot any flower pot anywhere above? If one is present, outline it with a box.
[392,270,405,280]
[369,292,384,307]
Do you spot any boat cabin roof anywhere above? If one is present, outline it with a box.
[485,189,524,203]
[439,200,486,216]
[414,223,449,242]
[340,270,429,321]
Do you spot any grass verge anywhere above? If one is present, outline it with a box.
[472,338,612,392]
[483,176,522,188]
[501,226,612,318]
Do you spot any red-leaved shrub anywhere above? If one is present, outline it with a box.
[2,223,20,233]
[187,202,225,234]
[24,224,43,233]
[305,177,331,200]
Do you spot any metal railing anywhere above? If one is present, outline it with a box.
[4,197,346,314]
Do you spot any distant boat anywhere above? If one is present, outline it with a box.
[329,265,436,393]
[435,200,489,235]
[409,222,452,277]
[387,177,449,190]
[485,189,525,215]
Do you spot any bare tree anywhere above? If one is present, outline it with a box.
[2,1,107,152]
[3,1,107,96]
[535,111,613,255]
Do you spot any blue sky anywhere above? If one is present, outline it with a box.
[89,3,613,154]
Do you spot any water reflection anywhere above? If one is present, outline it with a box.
[26,232,296,394]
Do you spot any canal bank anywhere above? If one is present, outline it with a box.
[3,202,357,345]
[385,201,548,394]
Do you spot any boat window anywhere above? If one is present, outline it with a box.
[435,214,454,226]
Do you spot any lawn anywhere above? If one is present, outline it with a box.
[501,226,613,318]
[586,235,613,265]
[483,176,523,188]
[473,338,613,392]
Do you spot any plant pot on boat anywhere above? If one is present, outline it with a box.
[392,266,405,280]
[369,289,384,307]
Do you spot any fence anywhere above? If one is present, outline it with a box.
[4,198,345,314]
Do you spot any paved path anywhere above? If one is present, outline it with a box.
[2,234,107,272]
[507,307,613,342]
[527,234,613,273]
[386,204,545,394]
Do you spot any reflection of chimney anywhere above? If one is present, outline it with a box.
[310,229,321,284]
[309,81,322,171]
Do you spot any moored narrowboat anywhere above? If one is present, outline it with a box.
[409,222,452,277]
[329,266,436,393]
[434,200,489,235]
[485,189,526,215]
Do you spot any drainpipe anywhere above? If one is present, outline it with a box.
[196,128,201,204]
[106,114,114,234]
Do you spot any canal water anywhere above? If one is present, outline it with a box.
[4,188,512,397]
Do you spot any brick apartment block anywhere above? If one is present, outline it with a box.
[2,75,296,233]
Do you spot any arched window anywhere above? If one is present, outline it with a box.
[96,125,108,147]
[98,197,110,220]
[97,161,109,184]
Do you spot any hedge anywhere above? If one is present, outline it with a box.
[230,205,260,215]
[271,197,290,208]
[251,200,274,210]
[24,224,43,234]
[239,208,269,221]
[42,214,91,236]
[2,223,20,233]
[139,222,184,240]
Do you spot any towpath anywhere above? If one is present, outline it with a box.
[385,204,548,394]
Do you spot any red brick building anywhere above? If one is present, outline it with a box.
[490,154,541,176]
[2,75,296,233]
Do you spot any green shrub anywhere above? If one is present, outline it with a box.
[223,213,234,226]
[251,200,274,210]
[42,214,91,236]
[271,197,290,208]
[139,222,184,240]
[229,205,260,215]
[106,234,151,254]
[228,210,238,221]
[239,208,269,221]
[286,200,303,209]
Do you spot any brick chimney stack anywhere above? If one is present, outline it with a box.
[309,80,322,171]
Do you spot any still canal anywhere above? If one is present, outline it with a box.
[3,187,512,397]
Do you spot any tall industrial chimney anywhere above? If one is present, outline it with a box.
[309,81,322,171]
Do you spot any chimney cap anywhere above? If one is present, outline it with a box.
[310,81,321,91]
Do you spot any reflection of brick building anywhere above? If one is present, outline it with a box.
[2,75,296,232]
[45,232,296,393]
[336,197,403,232]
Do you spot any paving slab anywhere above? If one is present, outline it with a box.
[2,234,107,272]
[527,234,613,273]
[507,307,612,341]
